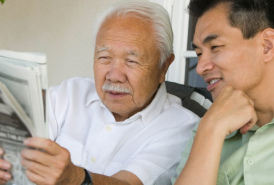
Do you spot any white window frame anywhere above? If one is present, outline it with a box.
[149,0,197,84]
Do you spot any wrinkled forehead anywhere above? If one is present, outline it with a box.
[95,45,142,58]
[95,15,158,56]
[97,15,154,39]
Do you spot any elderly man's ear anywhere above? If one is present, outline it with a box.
[262,28,274,62]
[159,54,175,83]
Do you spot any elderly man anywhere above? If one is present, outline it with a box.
[173,0,274,185]
[0,1,199,185]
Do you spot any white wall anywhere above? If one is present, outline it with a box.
[0,0,147,87]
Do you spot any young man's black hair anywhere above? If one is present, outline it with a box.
[188,0,274,39]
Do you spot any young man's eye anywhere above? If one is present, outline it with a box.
[211,46,218,50]
[196,53,202,57]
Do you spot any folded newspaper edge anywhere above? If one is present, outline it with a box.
[0,49,47,185]
[0,50,46,64]
[0,82,35,136]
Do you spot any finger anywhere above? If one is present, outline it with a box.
[24,137,62,155]
[0,169,12,181]
[0,159,11,170]
[0,179,7,185]
[243,93,255,107]
[0,148,3,156]
[240,114,258,135]
[0,180,7,184]
[248,98,255,107]
[21,157,51,178]
[21,148,56,168]
[25,169,47,185]
[240,124,250,135]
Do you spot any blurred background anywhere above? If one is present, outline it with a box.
[0,0,206,88]
[0,0,147,86]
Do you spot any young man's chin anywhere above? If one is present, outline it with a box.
[211,89,221,101]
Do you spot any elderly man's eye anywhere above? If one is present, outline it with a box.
[127,60,138,64]
[99,56,109,60]
[97,56,111,64]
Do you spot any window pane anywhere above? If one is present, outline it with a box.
[187,15,198,50]
[185,58,207,88]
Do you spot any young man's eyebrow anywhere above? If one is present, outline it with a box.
[192,43,198,49]
[191,34,219,50]
[202,34,219,44]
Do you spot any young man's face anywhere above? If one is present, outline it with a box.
[193,4,265,100]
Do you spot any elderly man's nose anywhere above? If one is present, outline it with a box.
[106,62,127,83]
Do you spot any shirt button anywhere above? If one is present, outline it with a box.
[91,157,96,163]
[106,125,112,132]
[247,159,253,165]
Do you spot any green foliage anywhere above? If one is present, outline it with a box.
[0,0,5,4]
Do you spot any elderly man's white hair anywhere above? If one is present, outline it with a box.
[93,1,174,67]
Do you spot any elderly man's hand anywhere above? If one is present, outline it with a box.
[0,148,12,184]
[21,137,85,185]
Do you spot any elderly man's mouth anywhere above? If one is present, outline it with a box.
[107,91,129,99]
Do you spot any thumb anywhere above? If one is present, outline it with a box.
[240,114,258,134]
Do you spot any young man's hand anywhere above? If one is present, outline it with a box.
[200,85,258,138]
[175,85,258,185]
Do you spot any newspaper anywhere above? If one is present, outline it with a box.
[0,50,47,185]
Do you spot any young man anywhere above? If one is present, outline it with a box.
[173,0,274,184]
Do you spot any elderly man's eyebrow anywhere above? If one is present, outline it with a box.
[126,50,140,57]
[96,46,109,52]
[203,34,219,44]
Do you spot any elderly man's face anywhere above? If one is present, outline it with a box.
[193,4,265,100]
[94,16,169,121]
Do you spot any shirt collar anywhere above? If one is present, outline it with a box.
[127,83,167,126]
[85,83,167,126]
[85,88,100,106]
[225,118,274,139]
[255,117,274,134]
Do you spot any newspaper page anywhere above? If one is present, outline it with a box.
[0,54,47,137]
[0,82,35,185]
[0,50,47,185]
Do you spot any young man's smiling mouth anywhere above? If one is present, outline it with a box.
[206,78,222,91]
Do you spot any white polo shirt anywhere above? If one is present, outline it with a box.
[48,77,199,185]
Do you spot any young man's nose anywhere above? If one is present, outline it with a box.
[196,53,215,76]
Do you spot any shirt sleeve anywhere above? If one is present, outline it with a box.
[171,121,200,185]
[47,81,71,141]
[47,85,59,141]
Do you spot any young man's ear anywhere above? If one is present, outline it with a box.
[262,28,274,62]
[159,54,175,83]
